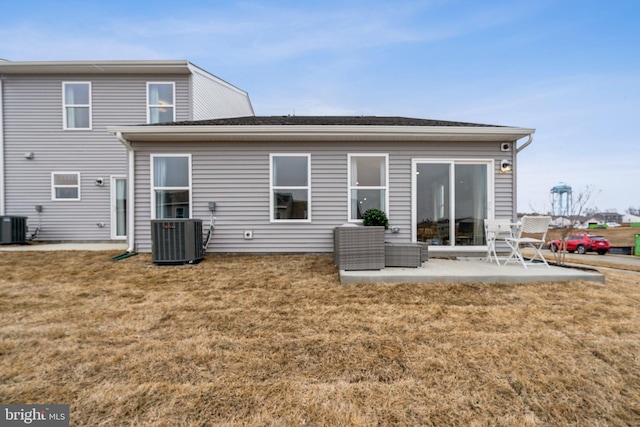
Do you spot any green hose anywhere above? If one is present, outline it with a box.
[111,252,138,261]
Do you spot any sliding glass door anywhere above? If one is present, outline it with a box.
[414,160,490,246]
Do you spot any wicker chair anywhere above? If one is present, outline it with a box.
[333,226,385,270]
[384,243,423,268]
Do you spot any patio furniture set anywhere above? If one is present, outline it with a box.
[484,215,551,269]
[334,216,551,271]
[333,226,428,270]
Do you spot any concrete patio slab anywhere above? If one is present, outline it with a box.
[339,257,605,285]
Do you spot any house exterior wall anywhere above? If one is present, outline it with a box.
[1,73,191,240]
[131,139,515,253]
[189,65,254,120]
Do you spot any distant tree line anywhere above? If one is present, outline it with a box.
[627,207,640,216]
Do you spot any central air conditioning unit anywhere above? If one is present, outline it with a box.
[0,216,28,245]
[151,219,205,265]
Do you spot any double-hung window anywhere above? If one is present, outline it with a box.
[63,82,91,129]
[270,154,311,221]
[348,154,388,221]
[52,172,81,200]
[147,82,175,124]
[151,154,191,219]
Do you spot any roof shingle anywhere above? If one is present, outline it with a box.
[152,115,503,128]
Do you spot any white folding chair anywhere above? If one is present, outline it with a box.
[504,216,551,268]
[484,218,514,265]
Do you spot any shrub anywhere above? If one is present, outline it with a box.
[362,208,389,229]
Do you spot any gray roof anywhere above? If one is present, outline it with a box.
[154,115,503,128]
[110,115,534,143]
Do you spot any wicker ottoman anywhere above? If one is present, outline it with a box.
[417,242,429,262]
[385,243,422,268]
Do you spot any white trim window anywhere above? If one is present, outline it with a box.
[151,154,191,219]
[147,82,175,124]
[63,82,91,129]
[52,172,81,201]
[270,154,311,222]
[348,154,389,221]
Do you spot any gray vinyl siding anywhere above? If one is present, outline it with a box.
[190,66,254,120]
[2,73,190,240]
[132,139,516,253]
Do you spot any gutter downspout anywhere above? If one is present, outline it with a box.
[513,133,534,222]
[516,134,533,153]
[0,78,5,216]
[116,132,135,253]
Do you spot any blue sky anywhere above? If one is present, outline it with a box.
[1,0,638,213]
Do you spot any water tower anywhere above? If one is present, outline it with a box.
[551,183,572,216]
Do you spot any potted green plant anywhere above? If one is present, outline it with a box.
[362,208,389,229]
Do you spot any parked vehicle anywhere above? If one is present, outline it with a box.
[547,234,610,255]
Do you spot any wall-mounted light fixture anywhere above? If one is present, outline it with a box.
[500,159,513,173]
[95,178,104,187]
[24,152,35,160]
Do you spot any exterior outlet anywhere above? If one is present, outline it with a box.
[244,230,253,240]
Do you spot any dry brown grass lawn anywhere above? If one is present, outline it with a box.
[1,251,639,426]
[548,255,640,273]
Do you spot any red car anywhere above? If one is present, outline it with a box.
[547,234,610,255]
